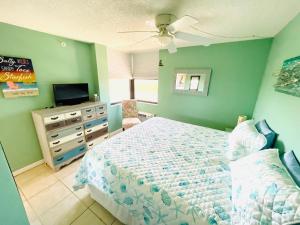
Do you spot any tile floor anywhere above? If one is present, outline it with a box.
[15,158,124,225]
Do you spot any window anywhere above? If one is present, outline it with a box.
[109,79,130,104]
[134,79,158,103]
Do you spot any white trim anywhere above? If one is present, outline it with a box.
[13,159,44,177]
[110,128,123,137]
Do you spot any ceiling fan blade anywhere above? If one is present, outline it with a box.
[128,35,156,46]
[167,15,198,33]
[118,30,158,34]
[174,32,211,46]
[167,40,177,54]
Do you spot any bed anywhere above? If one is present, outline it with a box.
[74,117,232,225]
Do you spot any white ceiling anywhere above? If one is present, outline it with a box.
[0,0,299,52]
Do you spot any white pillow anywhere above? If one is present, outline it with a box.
[230,149,300,225]
[227,120,266,160]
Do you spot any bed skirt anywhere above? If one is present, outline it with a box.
[88,184,138,225]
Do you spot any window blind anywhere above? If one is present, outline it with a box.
[132,51,159,79]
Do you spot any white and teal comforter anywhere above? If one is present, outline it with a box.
[74,117,232,225]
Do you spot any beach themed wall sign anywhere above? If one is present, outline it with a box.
[0,56,39,98]
[274,56,300,97]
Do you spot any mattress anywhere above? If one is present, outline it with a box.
[74,117,232,225]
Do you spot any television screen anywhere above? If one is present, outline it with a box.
[53,83,89,106]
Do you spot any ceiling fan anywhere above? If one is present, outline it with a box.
[118,14,212,53]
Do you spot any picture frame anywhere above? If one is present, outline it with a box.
[174,68,212,96]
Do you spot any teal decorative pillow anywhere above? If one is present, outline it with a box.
[281,150,300,187]
[230,149,300,225]
[255,120,277,149]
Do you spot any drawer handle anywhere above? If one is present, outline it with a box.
[85,124,91,128]
[86,109,92,112]
[53,140,60,145]
[51,116,59,120]
[75,127,81,130]
[78,140,84,144]
[87,129,92,133]
[104,136,108,139]
[79,147,85,152]
[70,112,77,116]
[87,115,92,118]
[51,134,59,138]
[56,157,64,162]
[54,148,62,153]
[77,132,83,136]
[103,119,107,122]
[88,143,94,147]
[99,112,104,115]
[71,118,77,122]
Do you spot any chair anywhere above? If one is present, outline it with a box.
[122,100,141,130]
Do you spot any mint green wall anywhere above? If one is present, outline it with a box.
[0,143,29,225]
[0,23,98,171]
[253,14,300,158]
[93,44,122,131]
[138,39,272,130]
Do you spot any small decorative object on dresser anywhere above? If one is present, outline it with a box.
[32,102,108,170]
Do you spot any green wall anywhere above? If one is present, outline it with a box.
[0,23,98,171]
[253,14,300,158]
[138,39,272,130]
[0,143,29,225]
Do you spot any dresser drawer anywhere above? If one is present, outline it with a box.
[45,121,66,131]
[47,125,83,141]
[95,105,106,113]
[83,114,96,121]
[49,131,84,148]
[85,127,108,142]
[84,117,108,129]
[65,116,82,125]
[65,110,81,119]
[53,145,86,166]
[82,107,95,115]
[87,134,109,149]
[51,137,85,157]
[44,114,65,124]
[85,123,108,135]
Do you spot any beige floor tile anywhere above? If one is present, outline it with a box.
[40,194,87,225]
[23,201,38,223]
[55,159,81,180]
[30,219,43,225]
[112,220,124,225]
[28,181,72,215]
[19,173,58,199]
[15,164,53,186]
[74,187,95,207]
[71,209,105,225]
[90,202,116,225]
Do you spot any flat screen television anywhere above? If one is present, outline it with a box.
[53,83,89,106]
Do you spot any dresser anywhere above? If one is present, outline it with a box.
[32,102,108,170]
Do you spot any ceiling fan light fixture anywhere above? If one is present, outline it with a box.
[157,35,173,46]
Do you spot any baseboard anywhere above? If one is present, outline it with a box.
[13,159,44,177]
[110,128,123,137]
